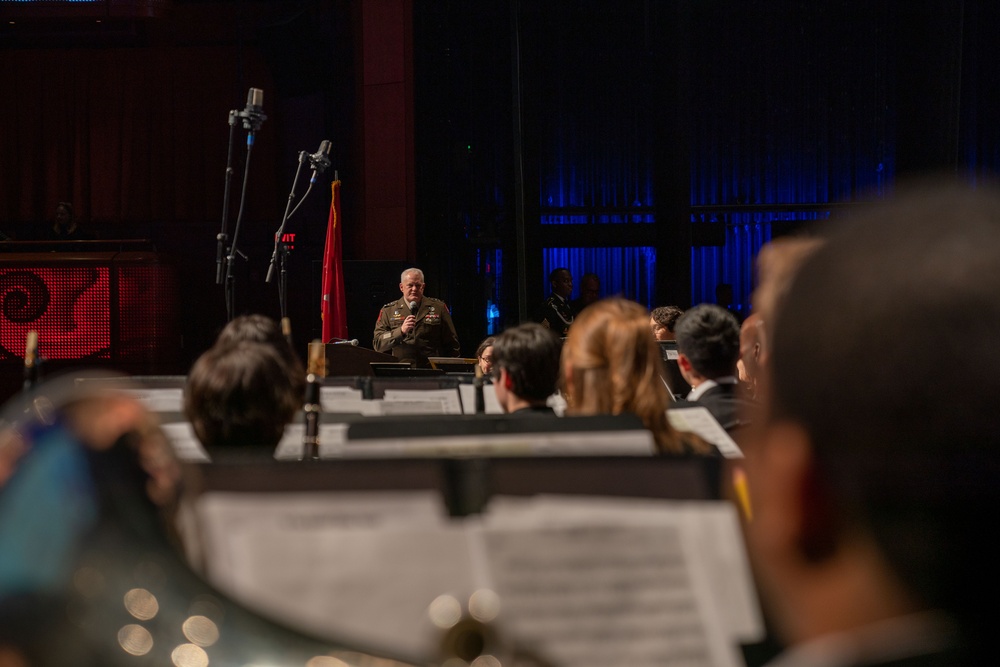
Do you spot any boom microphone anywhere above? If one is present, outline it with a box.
[240,87,267,132]
[307,140,332,174]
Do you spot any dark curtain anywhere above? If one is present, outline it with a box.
[0,46,277,234]
[688,1,893,311]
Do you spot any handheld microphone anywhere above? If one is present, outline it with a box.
[307,140,332,176]
[240,87,267,132]
[407,301,418,313]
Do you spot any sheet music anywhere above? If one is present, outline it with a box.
[320,386,366,413]
[196,492,461,658]
[480,497,748,667]
[123,387,184,413]
[382,388,463,415]
[192,492,758,666]
[668,407,744,459]
[483,497,761,641]
[162,421,211,462]
[273,423,350,459]
[458,383,503,414]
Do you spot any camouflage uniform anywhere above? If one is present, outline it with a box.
[373,297,460,367]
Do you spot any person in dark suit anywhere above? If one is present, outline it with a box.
[491,323,561,415]
[569,272,601,316]
[670,303,755,431]
[533,267,574,337]
[372,267,460,367]
[745,181,1000,667]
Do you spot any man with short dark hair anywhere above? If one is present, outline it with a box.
[533,267,574,337]
[671,303,751,430]
[746,182,1000,666]
[491,323,561,415]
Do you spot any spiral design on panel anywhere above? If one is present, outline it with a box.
[0,271,51,323]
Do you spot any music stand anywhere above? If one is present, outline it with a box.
[428,357,478,373]
[658,341,691,398]
[370,363,445,377]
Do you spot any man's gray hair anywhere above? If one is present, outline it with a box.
[401,268,424,283]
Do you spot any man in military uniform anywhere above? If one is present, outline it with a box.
[533,267,574,337]
[373,267,460,367]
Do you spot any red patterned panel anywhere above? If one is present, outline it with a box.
[0,267,111,360]
[117,264,179,363]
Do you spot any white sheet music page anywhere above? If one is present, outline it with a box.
[273,423,350,459]
[458,383,504,414]
[382,388,464,415]
[195,491,462,659]
[161,421,210,462]
[193,492,759,665]
[479,496,755,667]
[123,387,184,413]
[319,386,367,413]
[668,406,744,458]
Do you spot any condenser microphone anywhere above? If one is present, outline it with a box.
[307,140,332,174]
[241,87,267,131]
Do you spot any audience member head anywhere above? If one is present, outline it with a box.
[737,313,764,399]
[185,341,301,450]
[491,323,561,413]
[749,236,823,404]
[475,336,496,377]
[650,305,684,341]
[215,314,306,396]
[548,268,573,299]
[54,201,73,229]
[561,298,704,454]
[753,236,824,329]
[674,304,741,387]
[746,181,1000,659]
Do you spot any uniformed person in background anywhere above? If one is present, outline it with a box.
[373,267,460,367]
[533,267,574,337]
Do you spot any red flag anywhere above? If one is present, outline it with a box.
[321,180,349,342]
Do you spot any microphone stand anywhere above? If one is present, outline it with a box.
[265,151,315,321]
[218,88,266,322]
[215,110,239,288]
[223,131,257,323]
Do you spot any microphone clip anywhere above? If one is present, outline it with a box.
[306,140,333,174]
[236,106,267,132]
